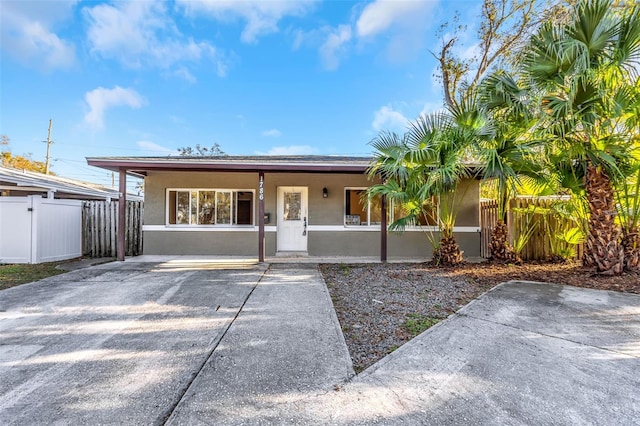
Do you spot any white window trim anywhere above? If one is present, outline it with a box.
[388,195,441,229]
[343,187,382,228]
[344,188,442,229]
[143,224,479,233]
[166,188,255,227]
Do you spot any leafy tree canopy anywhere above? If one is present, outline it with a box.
[1,135,51,174]
[435,0,577,110]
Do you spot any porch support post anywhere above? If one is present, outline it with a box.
[258,171,265,262]
[381,194,387,262]
[117,168,127,262]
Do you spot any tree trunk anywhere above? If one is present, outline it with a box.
[489,220,522,264]
[583,165,624,275]
[433,235,464,266]
[622,228,639,270]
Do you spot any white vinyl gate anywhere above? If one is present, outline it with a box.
[0,195,82,264]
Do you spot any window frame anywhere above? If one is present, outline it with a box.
[344,187,382,227]
[388,195,440,228]
[342,187,441,229]
[166,188,255,227]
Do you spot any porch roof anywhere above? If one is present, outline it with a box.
[86,155,373,177]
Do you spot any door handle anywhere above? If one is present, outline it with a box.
[303,216,307,236]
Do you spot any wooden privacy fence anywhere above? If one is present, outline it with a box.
[480,199,498,258]
[480,197,585,261]
[82,200,143,258]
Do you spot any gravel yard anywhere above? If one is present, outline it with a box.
[320,261,640,373]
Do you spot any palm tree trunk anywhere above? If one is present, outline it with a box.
[433,237,463,266]
[489,220,522,263]
[622,228,639,270]
[433,228,464,266]
[583,165,624,275]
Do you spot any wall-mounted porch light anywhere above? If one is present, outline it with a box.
[322,187,328,198]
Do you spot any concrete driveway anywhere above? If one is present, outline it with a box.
[1,259,639,425]
[0,260,270,424]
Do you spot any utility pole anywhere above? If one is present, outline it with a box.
[44,119,53,174]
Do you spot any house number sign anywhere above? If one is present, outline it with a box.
[259,175,264,201]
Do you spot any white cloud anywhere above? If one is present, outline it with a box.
[173,66,197,83]
[83,1,227,76]
[136,141,178,155]
[84,86,145,130]
[355,0,439,62]
[294,0,439,71]
[261,129,282,137]
[255,145,318,155]
[372,105,409,132]
[356,0,425,38]
[177,0,316,43]
[0,1,77,70]
[319,25,352,71]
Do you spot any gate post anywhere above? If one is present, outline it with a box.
[117,169,127,261]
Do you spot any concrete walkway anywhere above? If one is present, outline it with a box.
[166,275,640,425]
[166,264,354,425]
[2,259,639,425]
[296,281,640,424]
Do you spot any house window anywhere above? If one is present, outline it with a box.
[390,197,439,226]
[344,188,382,226]
[167,189,254,225]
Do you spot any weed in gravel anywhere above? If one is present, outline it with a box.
[338,263,351,275]
[404,314,441,337]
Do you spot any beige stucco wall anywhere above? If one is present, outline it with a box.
[448,178,480,226]
[142,171,481,257]
[144,231,259,256]
[388,231,480,259]
[144,171,374,226]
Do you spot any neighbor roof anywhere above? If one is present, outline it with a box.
[86,155,373,176]
[0,165,141,200]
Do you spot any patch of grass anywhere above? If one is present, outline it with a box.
[0,262,68,290]
[403,314,441,337]
[338,263,351,276]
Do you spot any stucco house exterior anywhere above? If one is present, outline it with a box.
[86,156,481,261]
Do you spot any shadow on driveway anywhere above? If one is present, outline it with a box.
[2,260,639,425]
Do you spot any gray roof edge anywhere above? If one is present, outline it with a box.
[0,165,141,200]
[85,155,373,164]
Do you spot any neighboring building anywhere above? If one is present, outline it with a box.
[0,165,141,264]
[86,156,480,260]
[0,165,141,201]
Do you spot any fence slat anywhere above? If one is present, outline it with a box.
[81,200,143,258]
[480,199,498,258]
[480,196,584,261]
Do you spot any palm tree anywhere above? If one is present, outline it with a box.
[367,112,474,265]
[476,71,544,263]
[523,0,640,275]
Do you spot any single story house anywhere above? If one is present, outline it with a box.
[86,156,481,261]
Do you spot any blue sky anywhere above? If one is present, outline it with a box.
[1,0,483,188]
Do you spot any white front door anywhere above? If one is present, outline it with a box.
[277,186,308,252]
